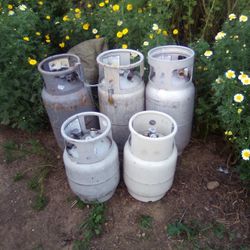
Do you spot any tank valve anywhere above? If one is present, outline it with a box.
[144,127,158,138]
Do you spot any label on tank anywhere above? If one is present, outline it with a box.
[49,58,70,71]
[102,55,120,67]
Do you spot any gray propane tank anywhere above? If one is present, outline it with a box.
[123,111,178,202]
[97,49,145,150]
[38,53,96,150]
[61,112,120,202]
[146,46,195,154]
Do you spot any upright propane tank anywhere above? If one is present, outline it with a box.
[146,46,195,154]
[38,53,96,150]
[123,111,178,202]
[61,112,119,202]
[97,49,145,150]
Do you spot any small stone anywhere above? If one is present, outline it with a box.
[207,181,220,190]
[57,155,61,159]
[141,232,146,237]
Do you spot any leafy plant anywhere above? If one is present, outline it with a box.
[2,139,46,164]
[27,164,51,211]
[138,214,153,230]
[76,198,86,210]
[73,203,106,250]
[193,11,250,181]
[212,222,226,239]
[32,194,48,211]
[167,221,199,240]
[13,172,25,182]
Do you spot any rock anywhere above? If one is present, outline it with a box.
[207,181,220,190]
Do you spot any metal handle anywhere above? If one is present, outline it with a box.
[75,62,85,83]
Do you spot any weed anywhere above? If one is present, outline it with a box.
[138,215,153,230]
[167,221,199,240]
[2,139,46,164]
[212,222,226,239]
[28,176,40,191]
[76,198,86,210]
[2,140,25,163]
[73,203,106,249]
[27,139,47,157]
[13,172,25,182]
[32,195,48,211]
[27,164,51,211]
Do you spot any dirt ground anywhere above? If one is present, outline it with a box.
[0,125,249,250]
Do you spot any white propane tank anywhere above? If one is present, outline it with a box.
[61,112,119,202]
[123,111,178,202]
[146,45,195,154]
[97,49,145,150]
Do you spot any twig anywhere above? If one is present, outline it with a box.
[179,207,188,223]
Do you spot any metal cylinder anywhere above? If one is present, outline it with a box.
[146,45,195,154]
[123,111,178,202]
[38,53,96,150]
[97,49,145,150]
[61,112,119,202]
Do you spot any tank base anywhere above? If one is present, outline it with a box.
[127,188,165,202]
[77,189,116,203]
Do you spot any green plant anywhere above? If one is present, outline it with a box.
[138,214,153,230]
[73,203,106,250]
[32,194,48,211]
[76,198,86,210]
[167,221,199,240]
[1,0,249,131]
[192,12,250,180]
[2,139,46,164]
[27,164,51,211]
[212,222,226,239]
[13,172,25,182]
[2,140,22,163]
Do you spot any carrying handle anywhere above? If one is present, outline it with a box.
[75,62,85,83]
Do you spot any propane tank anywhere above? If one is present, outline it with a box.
[38,53,96,150]
[61,112,119,202]
[146,45,195,154]
[97,49,145,150]
[123,111,178,202]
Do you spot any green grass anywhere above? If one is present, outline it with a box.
[2,139,47,164]
[166,219,235,249]
[138,214,153,230]
[73,203,106,250]
[32,195,48,211]
[13,172,25,182]
[76,198,86,210]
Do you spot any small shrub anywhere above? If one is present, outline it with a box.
[193,12,250,181]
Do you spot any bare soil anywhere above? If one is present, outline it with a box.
[0,125,249,250]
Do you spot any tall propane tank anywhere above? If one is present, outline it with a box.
[97,49,145,150]
[61,112,119,202]
[124,111,178,202]
[146,46,195,154]
[38,53,96,150]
